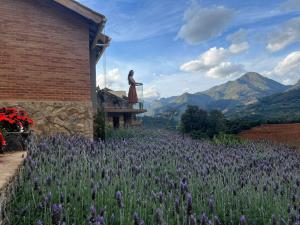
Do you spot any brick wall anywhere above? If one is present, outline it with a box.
[0,0,91,102]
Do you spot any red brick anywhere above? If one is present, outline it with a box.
[0,0,91,102]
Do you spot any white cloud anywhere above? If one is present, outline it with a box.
[282,79,294,85]
[229,42,249,54]
[226,29,249,54]
[281,0,300,11]
[273,51,300,76]
[207,62,245,78]
[227,29,248,43]
[177,2,234,44]
[180,45,246,78]
[180,47,229,72]
[97,68,128,91]
[265,51,300,83]
[144,86,161,100]
[267,17,300,52]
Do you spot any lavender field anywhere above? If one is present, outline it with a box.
[4,129,300,225]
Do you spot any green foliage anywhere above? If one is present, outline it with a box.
[94,108,106,140]
[180,105,208,134]
[142,116,177,130]
[207,110,227,138]
[226,119,261,134]
[180,106,227,139]
[212,133,242,146]
[105,127,136,140]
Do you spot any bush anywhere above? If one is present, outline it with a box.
[212,133,242,146]
[94,109,106,140]
[180,106,227,139]
[105,127,136,140]
[190,130,209,139]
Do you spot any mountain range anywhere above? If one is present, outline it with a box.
[145,72,300,121]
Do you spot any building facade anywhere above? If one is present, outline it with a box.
[0,0,110,138]
[97,89,146,129]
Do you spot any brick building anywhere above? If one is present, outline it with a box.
[0,0,110,138]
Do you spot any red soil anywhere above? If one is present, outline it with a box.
[239,123,300,148]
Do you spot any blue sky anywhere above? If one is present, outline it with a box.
[77,0,300,99]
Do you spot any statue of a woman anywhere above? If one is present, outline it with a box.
[128,70,142,104]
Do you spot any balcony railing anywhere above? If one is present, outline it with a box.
[133,84,144,110]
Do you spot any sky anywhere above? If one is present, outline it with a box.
[76,0,300,99]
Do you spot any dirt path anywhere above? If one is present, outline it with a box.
[0,151,26,190]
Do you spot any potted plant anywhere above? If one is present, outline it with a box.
[0,107,33,152]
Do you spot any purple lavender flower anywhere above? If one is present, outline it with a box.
[174,197,180,214]
[180,178,188,195]
[186,193,193,215]
[133,212,140,225]
[51,204,62,225]
[158,191,163,204]
[271,214,277,225]
[155,208,164,225]
[89,205,97,222]
[214,216,221,225]
[208,197,215,214]
[115,191,124,208]
[46,176,52,186]
[37,220,43,225]
[190,214,196,225]
[95,215,105,225]
[240,215,247,225]
[199,212,208,225]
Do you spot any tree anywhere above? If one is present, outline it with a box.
[207,110,227,138]
[180,106,228,139]
[180,105,208,133]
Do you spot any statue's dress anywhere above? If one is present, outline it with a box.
[128,77,138,104]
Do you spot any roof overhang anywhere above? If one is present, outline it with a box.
[53,0,111,61]
[53,0,105,23]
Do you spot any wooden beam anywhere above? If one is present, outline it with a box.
[104,108,147,114]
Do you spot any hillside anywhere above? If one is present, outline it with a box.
[146,93,213,117]
[202,72,288,102]
[146,72,289,117]
[232,88,300,121]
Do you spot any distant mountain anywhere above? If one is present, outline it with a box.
[146,93,213,118]
[231,88,300,121]
[202,72,288,103]
[287,79,300,91]
[146,72,289,117]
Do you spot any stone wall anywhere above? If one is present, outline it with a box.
[0,101,93,138]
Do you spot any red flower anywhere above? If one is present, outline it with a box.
[0,132,6,146]
[0,107,34,132]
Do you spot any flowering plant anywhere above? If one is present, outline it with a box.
[0,130,6,147]
[0,107,33,133]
